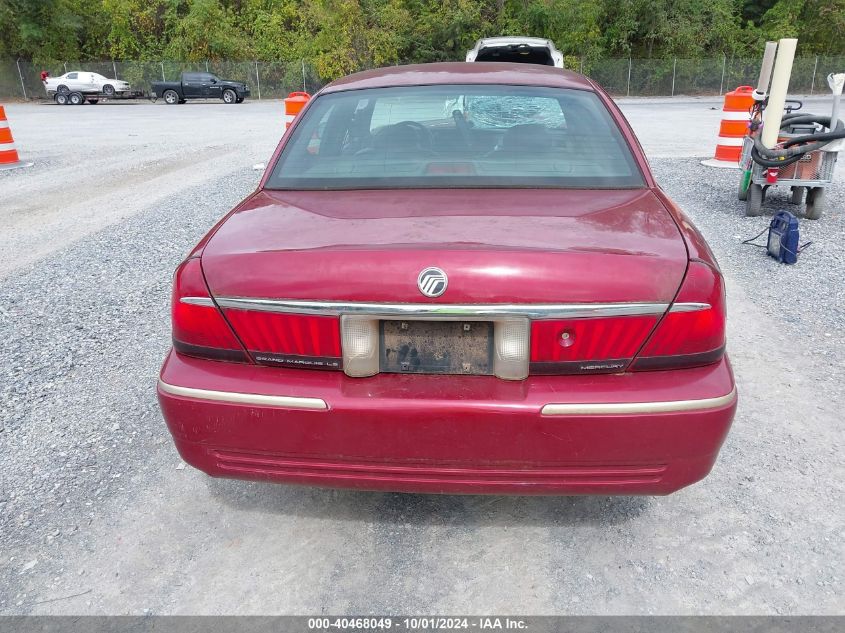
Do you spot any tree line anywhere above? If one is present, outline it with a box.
[2,0,844,81]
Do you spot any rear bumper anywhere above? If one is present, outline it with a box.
[157,351,737,495]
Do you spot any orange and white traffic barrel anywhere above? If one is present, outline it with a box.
[284,92,310,129]
[0,105,31,170]
[702,86,755,168]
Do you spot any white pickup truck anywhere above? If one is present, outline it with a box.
[466,37,564,68]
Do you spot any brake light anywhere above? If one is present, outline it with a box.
[425,162,476,175]
[530,315,659,374]
[223,309,342,370]
[171,258,249,362]
[631,261,726,370]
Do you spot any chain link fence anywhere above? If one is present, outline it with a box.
[2,56,844,101]
[0,59,324,100]
[581,56,845,97]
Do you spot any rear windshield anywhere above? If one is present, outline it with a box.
[266,85,644,190]
[476,45,555,66]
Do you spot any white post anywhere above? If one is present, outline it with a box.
[302,59,307,93]
[754,42,778,100]
[254,61,261,100]
[205,60,209,73]
[113,59,118,79]
[671,58,676,96]
[160,62,165,82]
[719,54,726,96]
[16,59,27,100]
[626,57,632,97]
[810,55,819,95]
[761,38,798,148]
[829,73,844,131]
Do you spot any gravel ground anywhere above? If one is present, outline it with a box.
[0,168,259,610]
[651,158,845,389]
[0,100,278,277]
[0,99,842,615]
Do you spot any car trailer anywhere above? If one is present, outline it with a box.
[52,89,147,105]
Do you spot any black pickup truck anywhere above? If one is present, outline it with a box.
[151,72,251,104]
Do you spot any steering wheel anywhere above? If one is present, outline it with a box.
[393,120,433,151]
[354,120,434,156]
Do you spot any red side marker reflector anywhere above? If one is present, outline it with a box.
[531,315,659,363]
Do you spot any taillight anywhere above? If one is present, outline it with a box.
[171,258,249,362]
[224,309,342,370]
[631,261,726,370]
[530,315,659,374]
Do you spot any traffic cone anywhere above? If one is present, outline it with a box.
[0,105,33,170]
[284,92,310,129]
[701,86,755,169]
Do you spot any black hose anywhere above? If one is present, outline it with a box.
[750,146,806,168]
[750,112,845,168]
[782,130,845,148]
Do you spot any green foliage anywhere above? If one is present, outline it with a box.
[165,0,250,60]
[102,0,175,59]
[0,0,109,62]
[1,0,843,80]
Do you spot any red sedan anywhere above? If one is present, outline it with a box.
[158,63,736,495]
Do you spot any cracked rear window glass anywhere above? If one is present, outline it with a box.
[267,84,643,190]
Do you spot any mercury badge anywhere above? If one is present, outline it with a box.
[417,267,448,298]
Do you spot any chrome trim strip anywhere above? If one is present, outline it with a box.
[540,387,736,416]
[215,298,668,318]
[668,302,711,313]
[180,297,215,307]
[186,297,711,319]
[157,380,328,410]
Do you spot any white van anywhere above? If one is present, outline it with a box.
[465,37,564,68]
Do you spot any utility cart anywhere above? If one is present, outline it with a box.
[740,136,838,219]
[738,72,844,220]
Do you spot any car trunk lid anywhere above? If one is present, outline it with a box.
[201,188,687,305]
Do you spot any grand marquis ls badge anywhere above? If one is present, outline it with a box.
[417,267,448,298]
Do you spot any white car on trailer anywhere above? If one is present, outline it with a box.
[44,71,132,104]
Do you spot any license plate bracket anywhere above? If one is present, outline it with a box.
[380,320,493,375]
